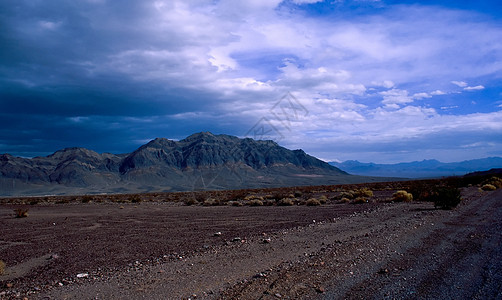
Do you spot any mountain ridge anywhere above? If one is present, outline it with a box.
[330,157,502,178]
[1,132,375,196]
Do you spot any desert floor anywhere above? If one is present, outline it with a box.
[1,187,501,299]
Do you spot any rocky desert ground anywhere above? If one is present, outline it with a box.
[1,179,501,299]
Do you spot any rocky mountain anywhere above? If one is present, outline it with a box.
[330,157,502,178]
[0,132,381,196]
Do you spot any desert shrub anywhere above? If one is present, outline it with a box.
[432,187,462,210]
[352,197,368,204]
[278,198,295,206]
[272,192,287,201]
[339,191,354,200]
[306,198,321,206]
[229,190,248,201]
[392,190,413,202]
[14,208,29,218]
[407,181,434,201]
[487,177,502,188]
[81,195,93,203]
[29,199,39,205]
[355,188,373,198]
[129,195,142,203]
[0,260,5,275]
[339,197,351,203]
[203,198,219,206]
[184,198,199,206]
[294,190,303,198]
[244,195,261,201]
[481,184,497,191]
[318,195,328,204]
[248,199,264,206]
[264,200,275,206]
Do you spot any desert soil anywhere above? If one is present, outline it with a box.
[1,187,501,299]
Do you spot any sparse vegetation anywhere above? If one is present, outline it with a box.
[481,184,497,191]
[0,260,5,275]
[184,198,199,206]
[392,190,413,202]
[352,197,368,204]
[278,198,295,206]
[355,188,373,198]
[482,177,502,189]
[81,195,93,203]
[318,195,328,204]
[14,208,29,218]
[432,187,462,210]
[339,197,351,203]
[339,191,354,200]
[248,199,264,206]
[306,198,321,206]
[203,198,219,206]
[129,194,142,203]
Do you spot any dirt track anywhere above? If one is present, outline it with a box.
[1,187,501,299]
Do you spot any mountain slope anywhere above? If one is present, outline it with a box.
[330,157,502,178]
[1,132,374,196]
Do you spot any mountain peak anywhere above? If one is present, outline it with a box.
[0,132,353,196]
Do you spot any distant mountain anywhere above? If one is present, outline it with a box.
[0,132,384,196]
[330,157,502,178]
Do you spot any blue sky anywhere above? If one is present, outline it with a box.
[1,0,501,163]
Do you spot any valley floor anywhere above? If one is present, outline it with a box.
[1,187,501,299]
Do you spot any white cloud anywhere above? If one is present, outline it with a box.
[430,90,446,96]
[413,92,432,100]
[451,81,468,87]
[380,89,414,105]
[464,85,485,91]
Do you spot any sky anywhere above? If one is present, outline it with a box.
[1,0,501,163]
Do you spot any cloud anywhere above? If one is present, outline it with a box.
[451,81,468,87]
[380,89,414,106]
[0,0,501,163]
[464,85,485,91]
[430,90,446,96]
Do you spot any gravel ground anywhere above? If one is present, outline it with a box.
[0,187,501,299]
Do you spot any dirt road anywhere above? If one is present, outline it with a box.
[1,187,501,299]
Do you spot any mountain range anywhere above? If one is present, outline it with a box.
[330,157,502,178]
[0,132,383,196]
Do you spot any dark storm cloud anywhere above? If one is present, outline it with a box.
[1,0,501,163]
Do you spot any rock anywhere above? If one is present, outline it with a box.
[316,286,325,293]
[232,237,242,242]
[262,238,271,243]
[378,268,389,274]
[213,232,222,236]
[76,273,89,278]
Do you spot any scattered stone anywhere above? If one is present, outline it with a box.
[316,286,326,293]
[378,268,389,274]
[262,238,271,244]
[76,273,89,278]
[254,272,267,278]
[213,232,222,237]
[6,283,13,288]
[274,293,282,298]
[232,237,242,242]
